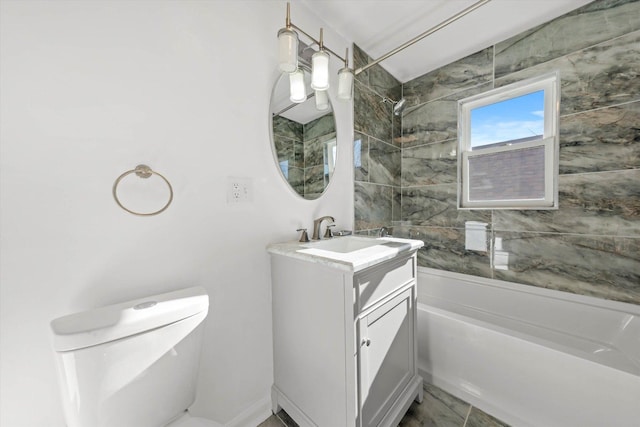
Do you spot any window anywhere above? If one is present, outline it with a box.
[457,71,559,209]
[279,160,289,179]
[324,138,337,177]
[354,138,362,169]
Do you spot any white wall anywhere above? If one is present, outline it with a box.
[0,1,354,426]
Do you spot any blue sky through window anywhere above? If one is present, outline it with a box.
[470,90,544,149]
[354,139,362,168]
[279,160,289,179]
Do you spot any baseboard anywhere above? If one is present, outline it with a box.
[271,385,317,427]
[224,394,272,427]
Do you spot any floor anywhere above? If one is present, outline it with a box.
[257,383,510,427]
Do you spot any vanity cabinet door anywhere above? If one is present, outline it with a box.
[358,287,415,427]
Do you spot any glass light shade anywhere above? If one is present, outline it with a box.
[278,28,298,73]
[311,50,330,90]
[337,67,354,100]
[289,69,306,103]
[315,90,329,111]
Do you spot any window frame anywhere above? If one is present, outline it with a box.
[457,71,560,210]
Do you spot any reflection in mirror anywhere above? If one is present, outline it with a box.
[271,70,336,200]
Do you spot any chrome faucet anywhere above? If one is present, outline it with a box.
[312,215,335,240]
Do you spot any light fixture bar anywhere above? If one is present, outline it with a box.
[289,23,347,66]
[285,1,291,27]
[354,0,491,75]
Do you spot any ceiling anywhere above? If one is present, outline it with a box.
[298,0,593,83]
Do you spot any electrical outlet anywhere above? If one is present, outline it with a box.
[227,177,253,204]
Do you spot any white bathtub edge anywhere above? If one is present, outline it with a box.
[415,268,640,426]
[417,266,640,315]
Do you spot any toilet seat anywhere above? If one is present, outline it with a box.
[166,412,222,427]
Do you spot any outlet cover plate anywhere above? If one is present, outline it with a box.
[227,177,253,204]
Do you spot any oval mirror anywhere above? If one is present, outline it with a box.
[270,69,337,200]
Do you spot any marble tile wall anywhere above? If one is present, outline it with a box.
[357,0,640,304]
[353,44,403,234]
[493,0,640,79]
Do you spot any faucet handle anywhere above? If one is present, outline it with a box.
[296,228,310,243]
[324,224,335,239]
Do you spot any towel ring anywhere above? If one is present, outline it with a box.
[112,164,173,216]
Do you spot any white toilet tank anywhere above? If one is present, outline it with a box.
[50,286,209,427]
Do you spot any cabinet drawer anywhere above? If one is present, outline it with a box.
[356,255,415,311]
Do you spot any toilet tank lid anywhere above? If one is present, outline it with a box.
[50,286,209,352]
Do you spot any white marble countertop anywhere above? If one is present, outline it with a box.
[267,235,424,273]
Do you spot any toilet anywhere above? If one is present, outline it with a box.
[50,286,221,427]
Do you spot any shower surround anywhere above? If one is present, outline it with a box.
[354,0,640,305]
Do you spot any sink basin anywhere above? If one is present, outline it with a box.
[268,235,423,272]
[302,236,381,253]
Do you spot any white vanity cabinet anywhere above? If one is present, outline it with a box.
[269,239,423,427]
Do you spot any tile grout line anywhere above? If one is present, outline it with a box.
[462,404,473,427]
[559,98,640,118]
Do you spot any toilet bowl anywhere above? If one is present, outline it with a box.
[50,286,219,427]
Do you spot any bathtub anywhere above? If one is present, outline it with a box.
[416,267,640,427]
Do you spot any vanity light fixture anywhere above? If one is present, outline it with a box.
[279,0,492,104]
[315,89,329,111]
[337,54,354,101]
[277,2,354,101]
[311,29,330,91]
[277,3,298,72]
[289,68,306,103]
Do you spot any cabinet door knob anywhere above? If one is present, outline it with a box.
[361,338,371,347]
